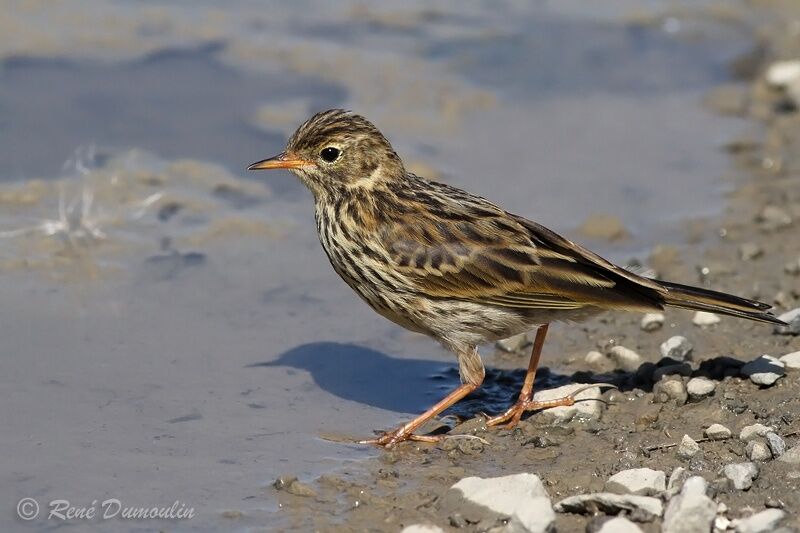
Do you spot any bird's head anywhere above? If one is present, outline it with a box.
[248,109,404,196]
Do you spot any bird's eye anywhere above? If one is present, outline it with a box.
[320,147,340,163]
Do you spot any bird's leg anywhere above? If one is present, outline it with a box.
[486,323,551,428]
[359,382,478,448]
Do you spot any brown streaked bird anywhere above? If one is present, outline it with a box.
[249,109,786,448]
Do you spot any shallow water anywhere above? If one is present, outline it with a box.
[0,1,752,530]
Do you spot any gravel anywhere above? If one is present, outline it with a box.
[739,424,772,441]
[660,335,693,360]
[662,476,716,533]
[653,379,687,405]
[704,423,732,440]
[608,346,642,372]
[503,503,556,533]
[693,311,721,326]
[496,332,530,353]
[686,377,716,400]
[605,468,665,496]
[777,445,800,464]
[554,493,662,522]
[766,432,786,458]
[666,467,689,497]
[733,508,787,533]
[596,516,643,532]
[677,434,701,460]
[640,313,665,332]
[779,350,800,369]
[723,462,759,490]
[448,473,550,517]
[774,308,800,335]
[745,440,772,462]
[740,355,785,386]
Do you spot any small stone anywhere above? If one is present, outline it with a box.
[766,432,786,458]
[738,243,763,261]
[653,379,687,405]
[733,508,786,533]
[678,434,701,460]
[640,313,665,332]
[746,440,772,462]
[778,445,800,464]
[596,516,643,533]
[605,468,666,496]
[774,308,800,335]
[687,377,716,400]
[554,493,662,522]
[784,258,800,276]
[660,336,693,361]
[401,526,445,533]
[779,351,800,369]
[704,423,732,440]
[449,473,549,517]
[758,205,792,231]
[496,333,530,353]
[765,60,800,87]
[532,384,602,424]
[739,423,772,441]
[663,476,715,533]
[503,500,556,533]
[666,467,689,497]
[585,350,609,370]
[741,355,785,386]
[723,462,759,490]
[609,346,643,372]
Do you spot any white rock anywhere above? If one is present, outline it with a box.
[741,355,785,386]
[654,379,687,405]
[496,332,530,353]
[678,434,701,459]
[723,462,759,490]
[774,307,800,335]
[746,440,772,462]
[687,377,716,400]
[693,311,720,327]
[778,445,800,464]
[766,432,786,458]
[585,350,607,367]
[765,60,800,87]
[450,473,549,517]
[733,508,786,533]
[596,516,643,533]
[704,423,732,440]
[532,383,602,424]
[402,526,444,533]
[660,336,693,360]
[663,476,715,533]
[666,467,689,497]
[503,501,556,533]
[605,468,665,496]
[779,351,800,369]
[739,423,772,441]
[609,346,642,372]
[554,493,662,522]
[640,313,664,332]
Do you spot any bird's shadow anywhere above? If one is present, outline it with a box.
[248,342,589,419]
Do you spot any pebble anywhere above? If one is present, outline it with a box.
[774,308,800,335]
[723,462,759,490]
[496,333,529,353]
[609,346,642,372]
[677,434,701,460]
[746,440,772,462]
[738,242,763,261]
[532,383,602,424]
[758,205,792,231]
[640,313,665,332]
[733,508,787,533]
[653,379,687,405]
[765,60,800,87]
[778,445,800,464]
[503,502,556,533]
[596,516,643,533]
[704,423,732,440]
[693,311,721,326]
[605,468,665,496]
[779,351,800,369]
[687,377,716,400]
[554,493,662,522]
[666,467,689,497]
[449,473,550,518]
[662,476,716,533]
[585,350,609,371]
[766,432,786,458]
[660,336,693,360]
[739,423,772,441]
[401,526,445,533]
[740,355,785,386]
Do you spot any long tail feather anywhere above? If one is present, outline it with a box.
[657,279,786,325]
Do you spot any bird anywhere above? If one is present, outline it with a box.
[248,109,786,448]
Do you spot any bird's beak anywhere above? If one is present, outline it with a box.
[247,152,313,171]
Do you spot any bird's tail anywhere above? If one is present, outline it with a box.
[657,279,786,325]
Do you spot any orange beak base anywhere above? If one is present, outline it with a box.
[247,152,313,171]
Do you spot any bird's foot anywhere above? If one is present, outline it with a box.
[358,427,441,448]
[486,383,617,429]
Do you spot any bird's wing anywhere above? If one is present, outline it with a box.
[382,180,664,311]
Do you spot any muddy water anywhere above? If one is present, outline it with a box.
[0,1,754,530]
